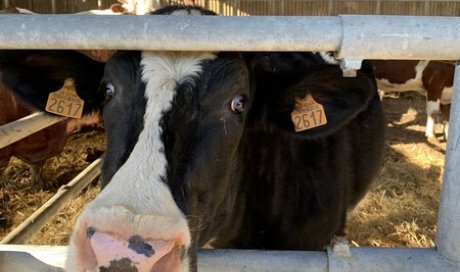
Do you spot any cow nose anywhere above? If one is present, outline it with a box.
[66,206,190,272]
[88,228,178,272]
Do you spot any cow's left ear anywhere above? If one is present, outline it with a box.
[275,66,378,139]
[0,50,106,115]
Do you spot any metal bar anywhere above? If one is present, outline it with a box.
[0,113,66,150]
[0,15,459,60]
[0,158,102,244]
[1,246,460,272]
[0,15,341,52]
[436,64,460,263]
[337,15,460,60]
[0,245,67,271]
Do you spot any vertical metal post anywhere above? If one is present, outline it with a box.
[376,0,381,15]
[437,63,460,263]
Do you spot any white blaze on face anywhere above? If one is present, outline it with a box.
[94,51,216,215]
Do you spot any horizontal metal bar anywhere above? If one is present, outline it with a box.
[0,15,341,52]
[0,15,459,60]
[0,246,459,272]
[0,157,102,245]
[338,15,460,60]
[0,112,67,150]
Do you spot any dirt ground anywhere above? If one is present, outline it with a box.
[0,93,447,248]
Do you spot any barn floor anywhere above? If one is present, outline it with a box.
[0,93,446,248]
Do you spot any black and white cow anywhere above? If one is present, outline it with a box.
[0,5,385,272]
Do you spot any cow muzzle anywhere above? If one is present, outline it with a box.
[66,205,190,272]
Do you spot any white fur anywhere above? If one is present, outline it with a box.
[444,121,449,140]
[15,7,36,14]
[316,51,340,65]
[67,51,216,272]
[425,100,440,138]
[441,86,453,105]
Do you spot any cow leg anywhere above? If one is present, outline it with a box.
[444,121,449,140]
[377,89,385,101]
[27,162,45,189]
[440,103,451,141]
[425,99,440,138]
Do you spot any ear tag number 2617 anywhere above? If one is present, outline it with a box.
[291,94,328,132]
[45,78,84,118]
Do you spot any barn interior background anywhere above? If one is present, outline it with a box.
[1,0,460,15]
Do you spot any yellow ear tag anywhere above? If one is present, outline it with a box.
[291,94,328,132]
[45,78,84,118]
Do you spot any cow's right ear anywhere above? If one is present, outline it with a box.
[0,50,106,114]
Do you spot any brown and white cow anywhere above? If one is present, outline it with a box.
[0,5,385,272]
[372,60,454,139]
[0,84,68,187]
[0,83,101,188]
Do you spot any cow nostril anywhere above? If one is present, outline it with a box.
[86,227,96,239]
[180,245,188,261]
[128,235,155,257]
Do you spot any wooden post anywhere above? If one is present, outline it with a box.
[376,0,381,15]
[328,0,333,15]
[425,0,430,15]
[51,0,56,13]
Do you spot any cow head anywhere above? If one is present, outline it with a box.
[0,6,379,272]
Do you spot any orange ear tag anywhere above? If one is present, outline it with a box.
[45,78,84,118]
[291,94,328,132]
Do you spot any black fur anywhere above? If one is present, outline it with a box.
[0,50,105,113]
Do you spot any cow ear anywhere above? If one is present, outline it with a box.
[0,50,106,115]
[275,66,378,139]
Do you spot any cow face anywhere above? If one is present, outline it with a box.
[67,51,251,272]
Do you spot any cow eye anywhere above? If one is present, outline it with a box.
[104,83,116,99]
[230,95,246,113]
